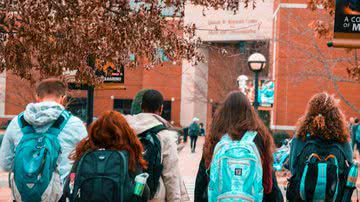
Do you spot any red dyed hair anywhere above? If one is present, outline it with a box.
[71,111,147,171]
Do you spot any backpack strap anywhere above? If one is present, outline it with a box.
[18,112,35,135]
[46,110,72,137]
[240,131,257,143]
[139,125,167,138]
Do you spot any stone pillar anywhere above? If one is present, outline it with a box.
[180,48,209,127]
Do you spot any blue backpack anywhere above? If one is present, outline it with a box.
[208,131,263,202]
[12,111,71,202]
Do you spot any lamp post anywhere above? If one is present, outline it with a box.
[248,53,266,111]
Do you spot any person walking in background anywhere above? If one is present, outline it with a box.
[199,123,205,136]
[189,117,201,153]
[63,111,149,202]
[195,91,276,202]
[352,118,360,155]
[287,92,354,201]
[126,89,189,202]
[0,78,87,202]
[183,126,189,143]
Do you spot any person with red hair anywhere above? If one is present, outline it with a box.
[64,111,149,202]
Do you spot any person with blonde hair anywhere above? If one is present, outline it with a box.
[287,92,354,201]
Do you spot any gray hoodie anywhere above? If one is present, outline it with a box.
[0,101,87,185]
[126,113,189,202]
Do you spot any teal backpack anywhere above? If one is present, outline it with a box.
[188,122,200,137]
[12,111,71,202]
[208,131,263,202]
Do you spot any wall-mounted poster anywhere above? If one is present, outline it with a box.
[331,0,360,47]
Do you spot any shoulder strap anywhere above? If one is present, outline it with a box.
[18,112,35,134]
[240,131,257,143]
[47,110,72,137]
[139,125,167,137]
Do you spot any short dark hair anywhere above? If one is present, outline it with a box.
[141,89,163,113]
[36,78,66,98]
[355,118,359,124]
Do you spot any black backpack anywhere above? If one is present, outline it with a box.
[138,125,167,199]
[66,150,136,202]
[286,139,350,202]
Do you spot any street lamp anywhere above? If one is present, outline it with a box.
[248,53,266,110]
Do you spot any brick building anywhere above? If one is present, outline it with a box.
[0,62,183,126]
[1,0,360,130]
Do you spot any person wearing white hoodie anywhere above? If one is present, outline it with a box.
[126,89,189,202]
[0,78,87,202]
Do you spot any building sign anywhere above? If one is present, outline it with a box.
[335,0,360,33]
[241,79,274,107]
[331,0,360,48]
[64,61,125,90]
[184,0,273,41]
[95,60,124,84]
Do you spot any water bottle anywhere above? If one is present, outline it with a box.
[134,173,149,197]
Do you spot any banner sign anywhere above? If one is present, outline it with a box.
[332,0,360,47]
[239,79,274,107]
[335,0,360,33]
[95,60,124,84]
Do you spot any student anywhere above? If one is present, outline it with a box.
[199,123,205,136]
[126,89,189,202]
[189,118,200,153]
[351,118,360,153]
[0,78,87,202]
[195,91,275,202]
[287,92,354,201]
[64,111,149,202]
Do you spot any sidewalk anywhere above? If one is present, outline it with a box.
[178,136,205,201]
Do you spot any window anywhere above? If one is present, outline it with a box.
[129,0,182,17]
[66,97,87,122]
[114,99,133,115]
[161,101,172,121]
[157,48,169,62]
[239,41,246,54]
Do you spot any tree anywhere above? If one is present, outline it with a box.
[0,0,254,84]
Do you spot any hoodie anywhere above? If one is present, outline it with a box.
[0,102,87,185]
[126,113,189,202]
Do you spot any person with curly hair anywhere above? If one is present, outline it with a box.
[287,92,353,201]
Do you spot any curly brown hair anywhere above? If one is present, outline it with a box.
[203,91,275,193]
[70,111,147,172]
[296,92,350,143]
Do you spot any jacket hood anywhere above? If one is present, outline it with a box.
[23,101,65,132]
[125,113,167,135]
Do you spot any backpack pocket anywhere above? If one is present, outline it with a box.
[76,176,120,202]
[217,191,255,202]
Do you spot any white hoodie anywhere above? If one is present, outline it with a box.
[126,113,189,202]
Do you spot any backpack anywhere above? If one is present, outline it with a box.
[208,131,263,202]
[138,125,167,199]
[67,150,135,202]
[353,124,360,143]
[286,138,350,202]
[189,123,200,137]
[12,111,71,202]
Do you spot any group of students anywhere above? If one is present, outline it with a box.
[0,77,358,202]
